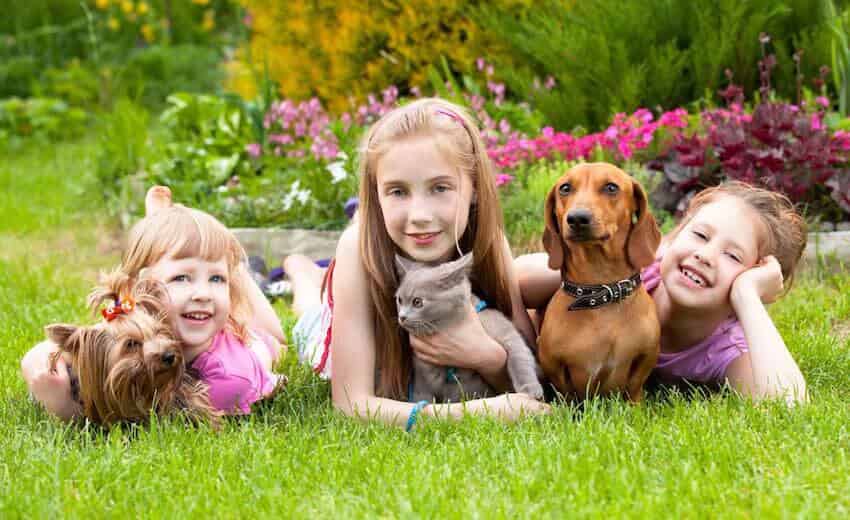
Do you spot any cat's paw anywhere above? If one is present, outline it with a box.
[518,381,545,401]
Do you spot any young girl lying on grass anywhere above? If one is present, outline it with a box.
[285,97,550,430]
[518,181,808,404]
[22,187,287,422]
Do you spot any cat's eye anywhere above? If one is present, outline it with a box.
[412,297,423,308]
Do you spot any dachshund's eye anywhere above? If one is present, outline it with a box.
[125,339,142,351]
[603,182,620,194]
[558,183,572,195]
[412,297,423,308]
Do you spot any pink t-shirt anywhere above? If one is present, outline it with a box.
[190,329,279,414]
[642,259,749,385]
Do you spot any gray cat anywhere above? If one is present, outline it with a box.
[394,253,544,403]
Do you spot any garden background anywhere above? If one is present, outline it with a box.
[1,0,850,516]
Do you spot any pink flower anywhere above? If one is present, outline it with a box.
[816,96,830,108]
[476,57,486,71]
[544,76,556,90]
[245,143,261,158]
[495,173,514,187]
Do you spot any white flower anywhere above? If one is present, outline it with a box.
[282,180,312,210]
[327,160,348,184]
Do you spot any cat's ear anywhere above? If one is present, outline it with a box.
[434,253,473,288]
[395,254,412,277]
[456,253,474,275]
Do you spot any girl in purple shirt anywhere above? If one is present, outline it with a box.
[518,181,808,403]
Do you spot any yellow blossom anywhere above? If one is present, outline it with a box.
[137,1,149,15]
[201,9,215,31]
[191,0,210,5]
[95,0,110,9]
[107,17,120,31]
[141,23,154,42]
[121,1,133,14]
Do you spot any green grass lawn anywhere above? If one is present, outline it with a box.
[2,139,849,518]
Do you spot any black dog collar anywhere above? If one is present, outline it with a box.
[561,272,642,311]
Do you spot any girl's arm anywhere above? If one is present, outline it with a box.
[725,256,807,404]
[238,262,286,347]
[330,227,550,427]
[514,253,561,310]
[20,341,81,421]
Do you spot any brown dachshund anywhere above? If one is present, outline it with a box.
[538,162,661,402]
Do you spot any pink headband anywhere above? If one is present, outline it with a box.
[435,108,463,124]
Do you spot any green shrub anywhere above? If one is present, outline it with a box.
[93,98,152,223]
[113,44,225,109]
[474,0,850,130]
[0,97,88,147]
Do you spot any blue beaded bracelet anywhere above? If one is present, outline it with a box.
[405,400,430,432]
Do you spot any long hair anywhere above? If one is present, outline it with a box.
[668,181,807,291]
[356,98,513,399]
[122,204,252,342]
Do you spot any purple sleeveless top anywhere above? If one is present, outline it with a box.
[642,259,749,385]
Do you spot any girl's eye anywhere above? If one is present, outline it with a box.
[210,275,226,283]
[603,182,619,194]
[559,183,572,195]
[412,297,423,308]
[725,252,742,263]
[125,339,142,351]
[170,274,189,282]
[692,230,708,241]
[432,184,451,194]
[387,188,406,198]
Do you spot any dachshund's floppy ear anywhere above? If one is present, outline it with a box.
[626,179,661,270]
[542,184,568,272]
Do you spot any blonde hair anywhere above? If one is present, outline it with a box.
[122,204,252,341]
[356,97,513,399]
[670,181,808,289]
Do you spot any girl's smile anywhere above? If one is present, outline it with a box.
[660,196,764,314]
[146,252,231,358]
[376,135,475,263]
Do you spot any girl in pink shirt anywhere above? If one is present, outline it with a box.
[22,187,287,420]
[518,181,808,403]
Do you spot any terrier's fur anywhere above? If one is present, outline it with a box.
[47,272,218,427]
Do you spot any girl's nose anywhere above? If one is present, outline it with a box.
[191,282,212,300]
[408,195,433,224]
[694,245,715,266]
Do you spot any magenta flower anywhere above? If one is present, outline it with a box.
[245,143,261,158]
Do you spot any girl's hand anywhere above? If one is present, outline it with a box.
[486,393,552,421]
[409,302,505,373]
[731,255,784,307]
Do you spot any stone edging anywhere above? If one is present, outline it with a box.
[233,228,343,261]
[233,228,850,265]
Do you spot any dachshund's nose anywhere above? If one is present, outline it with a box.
[567,209,593,230]
[161,351,176,366]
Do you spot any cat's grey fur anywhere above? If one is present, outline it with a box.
[395,253,544,402]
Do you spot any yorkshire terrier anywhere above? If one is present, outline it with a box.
[47,271,218,427]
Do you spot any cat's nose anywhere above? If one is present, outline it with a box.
[398,315,407,324]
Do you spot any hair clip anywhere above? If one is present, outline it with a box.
[435,109,463,124]
[102,296,136,321]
